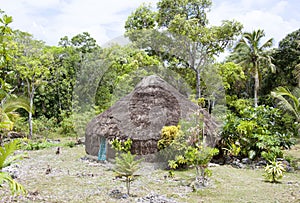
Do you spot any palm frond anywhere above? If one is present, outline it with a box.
[271,87,300,121]
[2,96,31,114]
[0,172,26,195]
[0,139,20,170]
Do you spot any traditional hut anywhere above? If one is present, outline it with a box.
[85,75,219,160]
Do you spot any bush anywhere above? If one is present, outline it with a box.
[14,116,59,138]
[157,125,180,150]
[59,111,95,138]
[221,105,295,160]
[21,139,60,150]
[158,110,219,187]
[263,160,285,183]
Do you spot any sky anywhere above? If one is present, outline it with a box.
[0,0,299,48]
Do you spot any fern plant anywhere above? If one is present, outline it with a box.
[0,139,26,195]
[263,160,285,183]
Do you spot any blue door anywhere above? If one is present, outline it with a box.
[98,137,106,161]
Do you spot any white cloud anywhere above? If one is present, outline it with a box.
[209,0,300,46]
[0,0,299,47]
[1,0,158,45]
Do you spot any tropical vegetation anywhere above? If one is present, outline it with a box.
[0,0,300,200]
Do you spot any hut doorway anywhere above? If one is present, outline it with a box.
[98,136,107,161]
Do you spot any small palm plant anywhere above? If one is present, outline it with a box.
[263,160,285,183]
[114,151,141,195]
[111,138,142,196]
[0,139,26,195]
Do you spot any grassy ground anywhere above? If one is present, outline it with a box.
[1,140,299,203]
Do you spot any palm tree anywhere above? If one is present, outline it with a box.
[271,86,300,122]
[232,29,275,107]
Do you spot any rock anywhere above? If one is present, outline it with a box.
[108,189,123,199]
[7,131,25,139]
[257,160,267,166]
[208,163,220,167]
[2,164,20,179]
[136,193,178,203]
[242,158,250,164]
[231,159,246,169]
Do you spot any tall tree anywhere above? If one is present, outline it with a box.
[0,10,13,69]
[125,0,242,99]
[230,29,274,107]
[272,29,300,88]
[15,32,52,138]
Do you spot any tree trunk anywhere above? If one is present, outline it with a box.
[195,70,201,99]
[126,177,130,195]
[27,79,34,139]
[254,66,259,107]
[28,94,33,139]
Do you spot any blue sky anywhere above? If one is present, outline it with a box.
[0,0,299,47]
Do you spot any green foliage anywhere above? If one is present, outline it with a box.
[263,160,285,183]
[0,95,31,131]
[223,142,241,157]
[57,114,76,136]
[226,96,252,115]
[21,139,60,151]
[184,146,218,186]
[184,146,219,168]
[125,3,156,36]
[125,0,242,99]
[63,110,95,139]
[114,151,142,195]
[158,110,219,187]
[111,138,132,153]
[217,62,246,96]
[271,86,300,124]
[95,45,160,111]
[268,29,300,90]
[221,105,294,160]
[111,138,141,195]
[157,125,180,150]
[229,29,274,107]
[0,10,13,69]
[0,139,26,195]
[64,141,76,148]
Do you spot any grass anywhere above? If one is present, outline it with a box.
[0,141,299,203]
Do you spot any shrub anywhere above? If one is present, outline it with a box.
[263,160,285,183]
[14,116,59,138]
[21,139,60,150]
[221,105,294,160]
[159,110,219,187]
[157,125,180,150]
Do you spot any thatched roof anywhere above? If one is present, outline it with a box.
[85,75,220,157]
